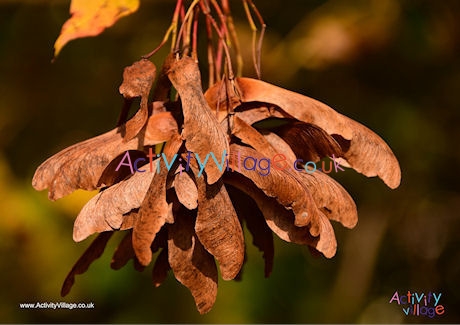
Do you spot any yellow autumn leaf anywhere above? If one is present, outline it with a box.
[54,0,140,58]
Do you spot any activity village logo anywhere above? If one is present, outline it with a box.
[389,290,445,319]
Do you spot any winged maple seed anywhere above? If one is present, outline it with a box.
[32,55,400,314]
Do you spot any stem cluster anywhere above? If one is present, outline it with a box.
[143,0,266,85]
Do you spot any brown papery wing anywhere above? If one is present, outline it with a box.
[119,59,156,141]
[227,144,321,232]
[194,177,245,281]
[73,164,156,242]
[32,112,178,200]
[167,56,229,184]
[235,77,401,189]
[132,134,183,266]
[224,175,337,258]
[167,210,218,314]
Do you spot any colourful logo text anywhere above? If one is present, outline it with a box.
[115,149,346,177]
[389,290,445,319]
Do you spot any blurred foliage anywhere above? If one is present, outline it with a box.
[0,0,459,323]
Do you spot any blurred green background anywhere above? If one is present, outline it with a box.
[1,0,459,323]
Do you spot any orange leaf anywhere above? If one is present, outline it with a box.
[54,0,140,58]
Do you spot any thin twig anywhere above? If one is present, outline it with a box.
[247,0,266,78]
[192,7,200,61]
[142,0,183,59]
[174,0,201,53]
[222,0,243,77]
[199,0,235,80]
[170,0,183,52]
[209,0,226,78]
[182,5,195,57]
[142,24,175,59]
[242,0,265,79]
[216,36,224,78]
[205,15,216,86]
[242,0,259,78]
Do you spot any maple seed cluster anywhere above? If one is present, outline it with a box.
[38,0,402,314]
[33,54,400,313]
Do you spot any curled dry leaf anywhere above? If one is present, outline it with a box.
[32,111,178,201]
[167,208,218,314]
[167,56,229,184]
